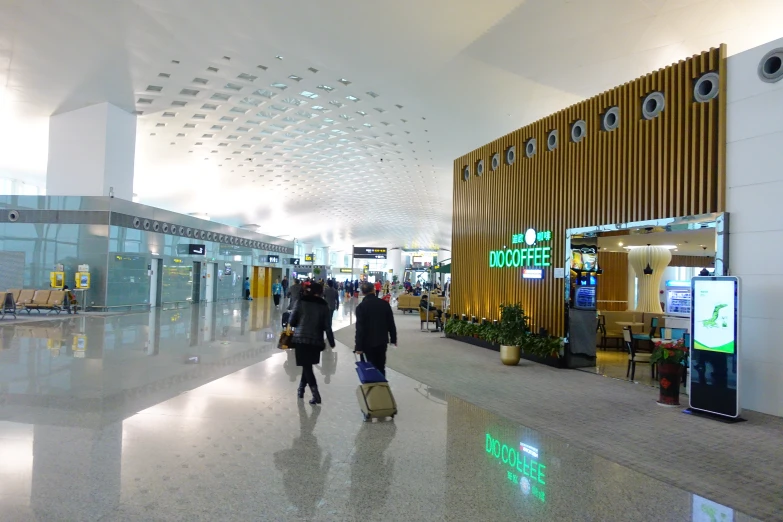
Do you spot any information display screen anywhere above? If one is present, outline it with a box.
[690,277,740,418]
[353,247,387,259]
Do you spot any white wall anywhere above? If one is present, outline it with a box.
[726,37,783,416]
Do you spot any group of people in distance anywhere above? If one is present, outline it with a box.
[282,277,397,406]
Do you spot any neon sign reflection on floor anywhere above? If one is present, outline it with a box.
[486,432,547,504]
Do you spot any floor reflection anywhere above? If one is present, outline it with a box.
[0,298,763,521]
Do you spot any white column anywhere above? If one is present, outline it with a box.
[46,103,136,200]
[388,248,403,280]
[628,246,672,313]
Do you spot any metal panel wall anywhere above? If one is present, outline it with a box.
[452,46,727,335]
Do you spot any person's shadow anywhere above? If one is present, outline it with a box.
[319,347,337,385]
[349,422,397,519]
[274,403,331,519]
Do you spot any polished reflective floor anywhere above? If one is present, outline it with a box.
[0,299,762,521]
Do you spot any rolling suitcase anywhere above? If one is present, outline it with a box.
[355,355,397,421]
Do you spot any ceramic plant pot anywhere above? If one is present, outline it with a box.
[500,345,521,366]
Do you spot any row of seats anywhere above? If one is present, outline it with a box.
[5,289,72,315]
[396,294,445,313]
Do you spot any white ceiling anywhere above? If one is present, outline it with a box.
[598,229,716,256]
[1,0,781,251]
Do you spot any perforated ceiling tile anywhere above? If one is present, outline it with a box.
[271,82,288,90]
[211,93,231,101]
[180,88,199,96]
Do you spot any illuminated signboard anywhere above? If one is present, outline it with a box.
[353,247,388,259]
[485,432,547,504]
[267,255,279,263]
[522,269,544,280]
[490,229,552,269]
[339,268,353,273]
[305,253,314,263]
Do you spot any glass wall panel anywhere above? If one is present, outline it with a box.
[160,261,193,304]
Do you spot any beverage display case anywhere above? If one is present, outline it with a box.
[665,280,692,316]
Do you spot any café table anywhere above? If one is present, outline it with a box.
[616,321,645,333]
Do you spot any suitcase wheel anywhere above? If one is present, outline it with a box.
[363,413,371,422]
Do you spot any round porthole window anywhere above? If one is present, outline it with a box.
[476,159,484,177]
[525,139,536,158]
[207,232,213,241]
[143,220,151,230]
[152,221,160,232]
[694,72,720,102]
[505,145,516,165]
[178,226,185,236]
[200,230,206,240]
[162,223,169,233]
[8,210,19,222]
[491,153,500,171]
[462,165,470,181]
[601,106,620,131]
[186,228,192,237]
[219,235,225,243]
[570,120,587,143]
[547,130,558,151]
[642,92,665,120]
[758,48,783,83]
[133,217,141,229]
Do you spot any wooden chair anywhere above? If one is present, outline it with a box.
[596,314,623,350]
[624,328,655,381]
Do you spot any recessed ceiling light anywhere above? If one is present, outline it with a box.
[237,126,251,132]
[395,104,403,109]
[346,95,359,102]
[137,98,153,104]
[218,142,229,147]
[180,88,199,96]
[230,107,249,114]
[149,132,156,136]
[338,78,351,86]
[270,105,289,113]
[171,59,180,64]
[300,90,318,99]
[192,114,207,119]
[222,56,231,61]
[156,122,166,127]
[374,108,385,113]
[211,125,224,130]
[202,133,214,138]
[271,82,288,91]
[201,103,219,110]
[356,110,367,116]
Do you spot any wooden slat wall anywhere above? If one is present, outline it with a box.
[451,46,727,336]
[670,255,715,268]
[596,252,628,312]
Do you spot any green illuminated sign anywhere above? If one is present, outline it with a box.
[486,432,547,504]
[490,229,552,269]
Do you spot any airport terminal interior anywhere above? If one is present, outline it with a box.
[1,1,783,521]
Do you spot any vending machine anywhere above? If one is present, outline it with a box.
[665,280,692,316]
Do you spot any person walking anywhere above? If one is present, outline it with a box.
[287,278,303,311]
[323,280,339,329]
[243,277,252,300]
[289,282,335,404]
[282,276,289,298]
[354,282,397,376]
[272,278,283,309]
[374,279,382,296]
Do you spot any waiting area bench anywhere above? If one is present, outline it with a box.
[4,289,74,316]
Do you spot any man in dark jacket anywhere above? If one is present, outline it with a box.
[323,280,339,329]
[354,282,397,376]
[287,279,303,311]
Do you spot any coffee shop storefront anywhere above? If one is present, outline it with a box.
[450,45,727,371]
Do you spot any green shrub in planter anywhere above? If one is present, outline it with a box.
[497,303,531,346]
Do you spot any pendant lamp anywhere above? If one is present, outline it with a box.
[643,244,653,275]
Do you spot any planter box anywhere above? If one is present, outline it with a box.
[445,333,566,368]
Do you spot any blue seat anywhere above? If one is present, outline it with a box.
[632,316,659,341]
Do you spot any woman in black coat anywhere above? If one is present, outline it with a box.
[289,282,335,404]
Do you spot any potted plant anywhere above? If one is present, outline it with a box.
[313,267,322,276]
[650,338,688,406]
[497,303,530,366]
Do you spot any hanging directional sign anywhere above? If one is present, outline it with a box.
[177,244,206,255]
[353,247,387,259]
